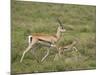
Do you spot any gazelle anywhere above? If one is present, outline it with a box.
[53,40,79,61]
[56,40,78,56]
[20,18,66,63]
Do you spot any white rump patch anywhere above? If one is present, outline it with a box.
[28,35,32,45]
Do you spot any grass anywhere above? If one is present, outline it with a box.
[11,0,96,74]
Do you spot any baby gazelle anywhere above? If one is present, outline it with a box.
[56,40,78,56]
[38,40,78,62]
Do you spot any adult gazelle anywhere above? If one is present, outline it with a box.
[20,18,66,63]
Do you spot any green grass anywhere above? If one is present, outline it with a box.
[11,1,96,74]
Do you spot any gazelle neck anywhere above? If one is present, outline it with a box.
[56,27,61,40]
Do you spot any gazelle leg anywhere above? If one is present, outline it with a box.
[20,40,37,63]
[31,45,40,63]
[20,43,33,63]
[41,43,55,62]
[41,48,50,62]
[73,47,78,52]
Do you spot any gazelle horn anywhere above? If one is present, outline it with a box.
[57,18,64,28]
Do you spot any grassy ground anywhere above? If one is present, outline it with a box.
[11,1,96,74]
